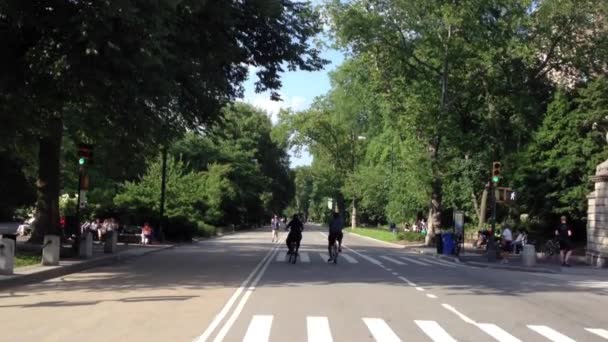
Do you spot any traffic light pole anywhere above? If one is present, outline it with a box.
[486,180,497,261]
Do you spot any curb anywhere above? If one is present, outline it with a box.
[405,246,561,273]
[0,245,175,290]
[463,260,559,274]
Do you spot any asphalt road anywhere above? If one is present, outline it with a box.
[1,223,607,342]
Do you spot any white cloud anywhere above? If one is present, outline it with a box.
[246,93,308,124]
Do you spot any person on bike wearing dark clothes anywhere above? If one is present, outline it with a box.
[285,214,304,254]
[328,212,344,261]
[555,215,573,267]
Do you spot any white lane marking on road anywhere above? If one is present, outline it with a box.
[213,247,279,342]
[307,316,333,342]
[347,231,405,248]
[342,245,385,266]
[415,287,425,291]
[386,267,393,271]
[422,258,456,268]
[195,243,279,342]
[275,253,286,262]
[441,304,476,324]
[340,253,359,263]
[243,315,273,342]
[586,328,608,339]
[426,294,438,299]
[299,252,310,263]
[392,272,399,276]
[527,325,575,342]
[477,323,522,342]
[319,253,331,262]
[362,318,402,342]
[415,320,457,342]
[398,276,417,287]
[380,256,406,265]
[399,256,431,266]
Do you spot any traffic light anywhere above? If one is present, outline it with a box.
[77,144,93,166]
[492,161,501,183]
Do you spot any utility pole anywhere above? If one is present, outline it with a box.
[487,161,501,261]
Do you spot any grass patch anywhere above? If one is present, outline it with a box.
[346,227,401,243]
[346,227,426,243]
[15,253,40,268]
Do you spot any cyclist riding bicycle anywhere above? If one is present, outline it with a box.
[327,212,344,262]
[285,214,304,255]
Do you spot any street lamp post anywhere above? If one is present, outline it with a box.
[351,135,366,230]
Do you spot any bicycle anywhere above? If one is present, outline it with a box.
[288,240,299,264]
[329,240,339,264]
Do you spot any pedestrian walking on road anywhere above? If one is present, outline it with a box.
[271,215,280,242]
[556,216,573,267]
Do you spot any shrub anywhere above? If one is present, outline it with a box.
[196,221,217,237]
[164,216,197,242]
[402,231,425,242]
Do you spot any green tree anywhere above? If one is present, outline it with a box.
[513,78,608,226]
[1,1,326,241]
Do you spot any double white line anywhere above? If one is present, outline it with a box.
[195,241,281,342]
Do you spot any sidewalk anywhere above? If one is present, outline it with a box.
[0,242,174,290]
[406,244,608,275]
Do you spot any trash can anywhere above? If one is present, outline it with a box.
[522,244,536,267]
[436,233,443,254]
[442,232,455,255]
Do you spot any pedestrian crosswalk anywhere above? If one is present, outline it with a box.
[240,315,608,342]
[273,251,460,268]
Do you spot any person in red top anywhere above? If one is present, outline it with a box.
[142,222,153,245]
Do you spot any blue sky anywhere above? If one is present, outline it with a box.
[242,30,345,168]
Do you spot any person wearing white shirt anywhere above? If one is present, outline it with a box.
[501,226,513,264]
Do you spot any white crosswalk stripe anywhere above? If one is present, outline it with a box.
[239,315,605,342]
[299,252,310,263]
[362,318,401,342]
[243,315,273,342]
[420,258,457,268]
[399,256,432,266]
[477,323,522,342]
[380,256,406,265]
[319,253,331,262]
[275,253,286,262]
[528,325,576,342]
[415,320,457,342]
[307,316,333,342]
[586,328,608,339]
[340,253,359,263]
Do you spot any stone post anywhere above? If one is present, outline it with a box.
[42,235,60,266]
[0,238,16,275]
[104,230,117,254]
[79,232,93,259]
[587,160,608,268]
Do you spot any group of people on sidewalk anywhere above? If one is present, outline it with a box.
[476,215,574,266]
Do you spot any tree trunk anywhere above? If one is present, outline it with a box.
[425,23,451,246]
[478,184,489,230]
[425,169,442,245]
[29,115,63,243]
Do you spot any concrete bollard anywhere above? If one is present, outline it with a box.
[104,231,117,254]
[42,235,60,266]
[522,244,536,267]
[0,238,16,275]
[79,232,93,259]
